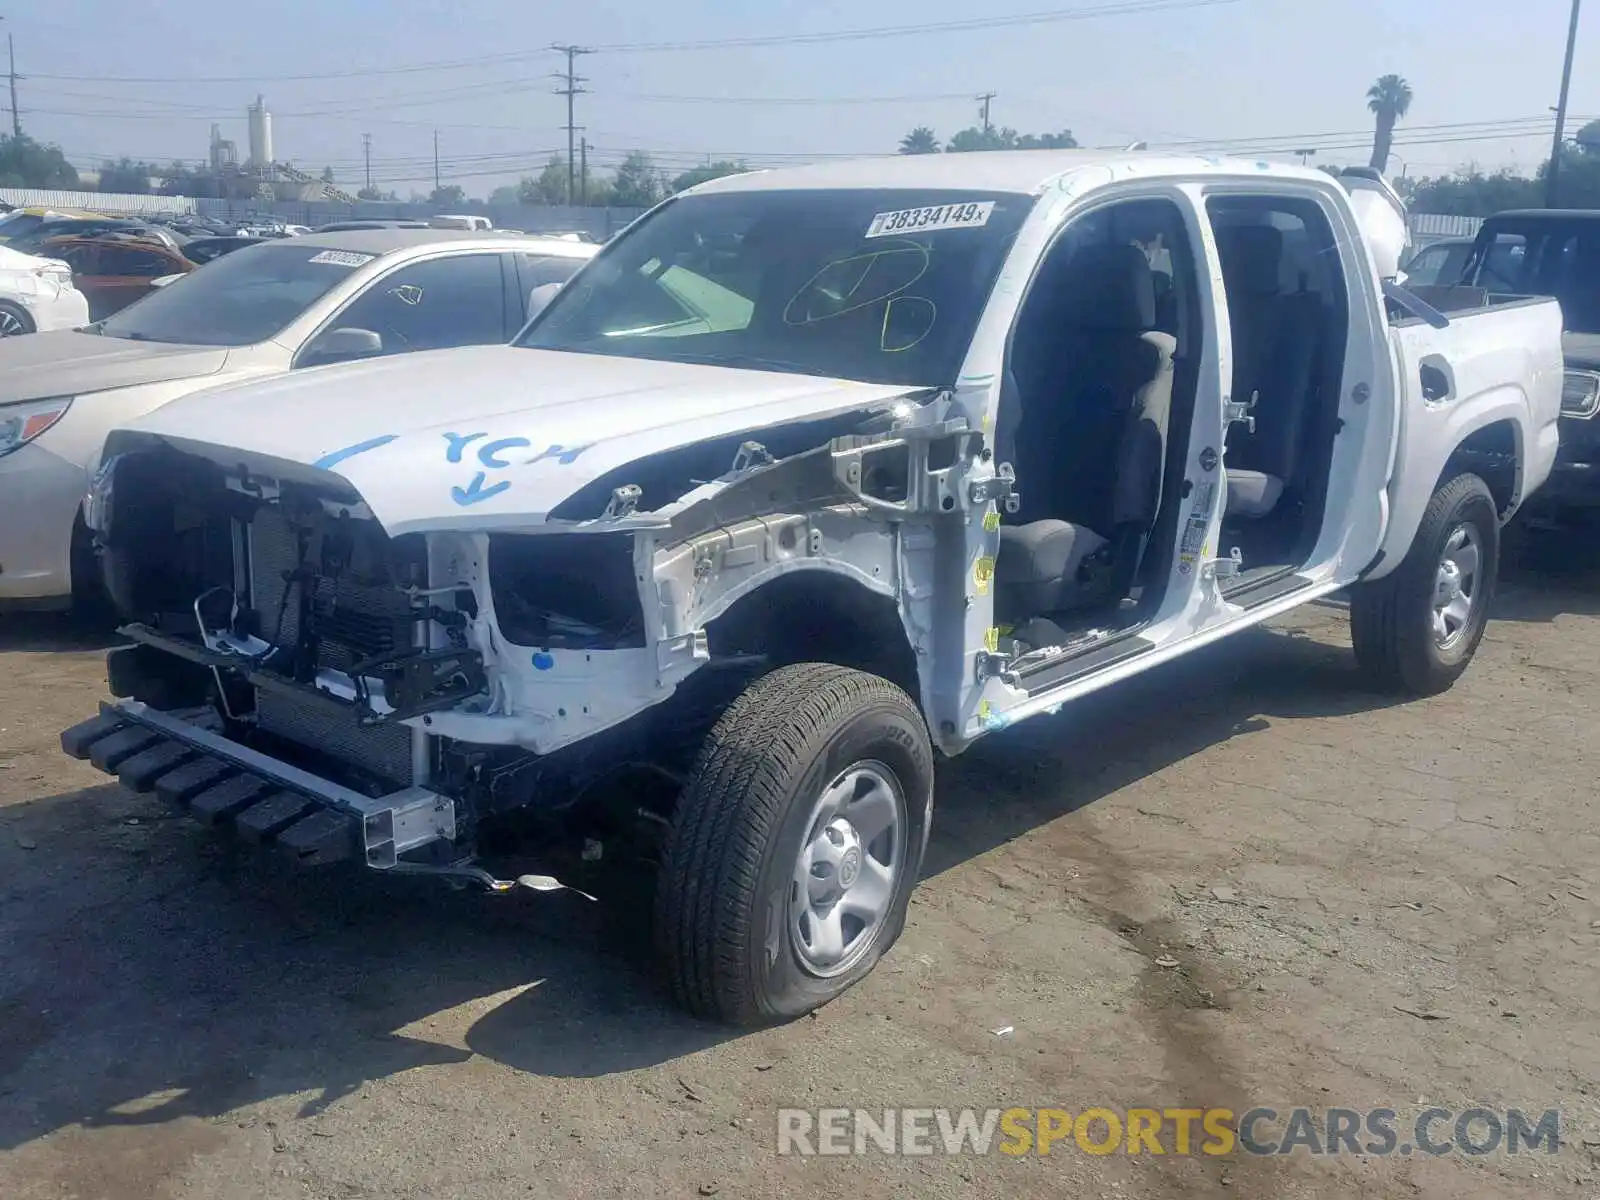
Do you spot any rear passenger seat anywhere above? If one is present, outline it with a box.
[1214,225,1322,519]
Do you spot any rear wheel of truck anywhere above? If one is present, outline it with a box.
[654,663,933,1026]
[1350,472,1499,696]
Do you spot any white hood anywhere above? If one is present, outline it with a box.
[113,345,917,535]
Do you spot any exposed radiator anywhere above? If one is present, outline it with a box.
[246,506,419,788]
[255,686,414,786]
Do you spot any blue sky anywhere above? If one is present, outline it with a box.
[12,0,1596,195]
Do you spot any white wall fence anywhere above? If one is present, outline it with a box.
[0,188,196,215]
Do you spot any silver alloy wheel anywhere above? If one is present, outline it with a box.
[0,309,27,337]
[1432,522,1483,650]
[789,760,907,978]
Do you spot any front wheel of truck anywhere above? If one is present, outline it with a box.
[1350,472,1499,696]
[654,663,933,1026]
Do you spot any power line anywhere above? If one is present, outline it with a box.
[22,0,1239,85]
[592,0,1239,52]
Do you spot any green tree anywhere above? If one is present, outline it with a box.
[0,135,78,188]
[670,160,748,193]
[609,151,664,207]
[320,165,336,184]
[1015,130,1078,149]
[519,155,570,205]
[1367,74,1414,174]
[487,184,521,205]
[947,126,1015,152]
[157,160,218,197]
[356,185,395,201]
[428,184,467,206]
[899,127,940,155]
[95,157,161,194]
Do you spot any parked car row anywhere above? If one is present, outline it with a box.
[0,227,596,609]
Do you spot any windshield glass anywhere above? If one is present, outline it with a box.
[518,187,1035,385]
[1473,222,1600,333]
[95,241,366,346]
[0,212,44,238]
[1403,241,1471,288]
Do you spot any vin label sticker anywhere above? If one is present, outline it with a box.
[866,201,995,239]
[308,249,377,266]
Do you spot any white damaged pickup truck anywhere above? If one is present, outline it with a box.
[62,153,1562,1025]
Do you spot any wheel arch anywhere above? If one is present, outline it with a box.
[701,565,923,705]
[1368,404,1525,582]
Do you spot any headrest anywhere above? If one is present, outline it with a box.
[1059,243,1156,331]
[1215,224,1283,296]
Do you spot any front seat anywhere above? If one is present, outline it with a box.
[1214,224,1321,520]
[995,243,1176,622]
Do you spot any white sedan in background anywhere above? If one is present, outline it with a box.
[0,228,596,611]
[0,243,90,336]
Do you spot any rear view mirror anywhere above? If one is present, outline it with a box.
[308,326,384,364]
[527,281,563,321]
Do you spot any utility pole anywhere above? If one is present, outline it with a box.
[362,132,373,194]
[579,137,589,205]
[977,91,997,138]
[1546,0,1583,207]
[7,31,19,138]
[551,44,593,206]
[433,129,440,195]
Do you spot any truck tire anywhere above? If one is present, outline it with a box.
[654,663,933,1026]
[1350,472,1499,696]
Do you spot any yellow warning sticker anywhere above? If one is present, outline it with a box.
[982,510,1001,533]
[973,555,995,596]
[984,626,1000,653]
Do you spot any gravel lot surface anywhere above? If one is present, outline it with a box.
[3,543,1598,1199]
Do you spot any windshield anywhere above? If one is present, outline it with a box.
[95,241,366,346]
[0,212,44,238]
[518,187,1035,385]
[1473,222,1600,333]
[1403,241,1471,288]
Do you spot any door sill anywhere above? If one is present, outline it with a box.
[1222,567,1316,610]
[1015,628,1158,697]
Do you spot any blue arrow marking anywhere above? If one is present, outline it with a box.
[313,434,397,471]
[443,431,487,463]
[527,443,589,466]
[478,436,532,468]
[451,472,511,506]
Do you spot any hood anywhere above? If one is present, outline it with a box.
[113,345,920,536]
[1564,332,1600,372]
[0,330,231,403]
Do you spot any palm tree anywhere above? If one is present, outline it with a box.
[899,127,940,155]
[1367,74,1414,174]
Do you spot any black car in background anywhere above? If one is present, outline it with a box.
[1460,209,1600,520]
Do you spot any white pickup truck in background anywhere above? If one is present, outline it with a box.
[63,151,1562,1025]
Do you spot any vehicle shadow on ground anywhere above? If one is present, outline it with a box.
[0,787,726,1154]
[0,610,123,653]
[0,613,1466,1152]
[1495,527,1600,623]
[924,621,1406,878]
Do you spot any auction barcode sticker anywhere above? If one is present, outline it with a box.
[308,249,377,266]
[865,201,995,239]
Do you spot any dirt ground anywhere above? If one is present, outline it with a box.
[3,542,1600,1200]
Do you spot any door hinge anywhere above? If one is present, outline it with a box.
[969,462,1020,513]
[1224,390,1258,435]
[1201,546,1244,582]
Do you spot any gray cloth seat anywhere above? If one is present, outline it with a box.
[996,243,1176,621]
[1214,224,1321,520]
